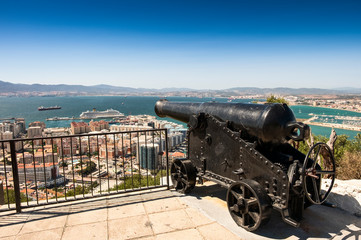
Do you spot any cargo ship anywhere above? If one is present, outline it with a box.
[80,108,124,119]
[38,106,62,111]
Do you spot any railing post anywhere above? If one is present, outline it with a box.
[0,180,4,205]
[10,140,22,213]
[165,130,170,190]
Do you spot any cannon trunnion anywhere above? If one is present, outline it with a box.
[155,100,335,232]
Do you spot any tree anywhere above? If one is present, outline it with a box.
[266,95,289,104]
[77,161,96,176]
[111,171,166,191]
[53,144,58,153]
[295,133,361,179]
[4,189,28,204]
[65,181,98,197]
[59,161,68,167]
[4,157,12,165]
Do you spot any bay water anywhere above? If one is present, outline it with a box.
[0,96,360,138]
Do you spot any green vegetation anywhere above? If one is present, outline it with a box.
[53,144,58,153]
[4,189,28,204]
[66,181,99,197]
[297,133,361,179]
[48,186,64,193]
[266,95,289,104]
[4,157,12,165]
[77,161,96,176]
[111,170,167,191]
[59,161,68,167]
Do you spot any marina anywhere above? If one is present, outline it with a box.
[303,114,361,132]
[308,121,361,132]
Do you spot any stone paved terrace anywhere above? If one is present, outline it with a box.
[0,182,360,240]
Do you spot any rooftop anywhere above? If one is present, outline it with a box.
[1,182,360,240]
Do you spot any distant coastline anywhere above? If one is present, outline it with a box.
[1,96,360,138]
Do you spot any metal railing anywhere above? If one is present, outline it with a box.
[0,129,169,212]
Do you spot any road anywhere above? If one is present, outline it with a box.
[94,179,118,193]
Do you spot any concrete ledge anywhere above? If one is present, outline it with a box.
[177,181,361,240]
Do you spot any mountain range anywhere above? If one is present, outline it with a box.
[1,80,361,95]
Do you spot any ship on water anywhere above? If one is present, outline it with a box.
[38,106,62,111]
[79,108,124,119]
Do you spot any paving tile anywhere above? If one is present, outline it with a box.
[108,215,153,240]
[62,221,107,240]
[31,204,70,211]
[143,197,185,214]
[15,227,63,240]
[132,236,156,240]
[107,194,142,207]
[19,214,67,234]
[148,209,194,234]
[108,202,146,220]
[198,222,241,240]
[69,201,107,212]
[27,207,69,221]
[185,207,214,227]
[0,213,31,225]
[0,224,24,238]
[33,205,70,214]
[0,236,16,240]
[140,190,174,201]
[66,208,107,226]
[26,213,54,221]
[156,228,203,240]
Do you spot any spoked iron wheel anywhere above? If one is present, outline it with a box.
[170,159,196,194]
[226,180,272,231]
[302,142,336,205]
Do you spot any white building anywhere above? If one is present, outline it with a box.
[18,163,60,183]
[27,126,43,138]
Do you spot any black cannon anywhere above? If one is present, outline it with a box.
[155,100,336,231]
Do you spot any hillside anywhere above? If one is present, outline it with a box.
[1,80,361,95]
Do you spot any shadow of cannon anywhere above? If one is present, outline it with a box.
[184,183,361,239]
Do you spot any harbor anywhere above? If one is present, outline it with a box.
[303,114,361,132]
[307,121,361,132]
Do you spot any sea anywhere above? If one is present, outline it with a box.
[1,96,360,139]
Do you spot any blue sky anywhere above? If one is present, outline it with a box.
[0,0,360,89]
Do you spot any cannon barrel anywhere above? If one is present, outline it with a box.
[155,99,309,143]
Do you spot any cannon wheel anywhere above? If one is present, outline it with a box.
[302,142,336,205]
[226,180,272,231]
[170,159,196,194]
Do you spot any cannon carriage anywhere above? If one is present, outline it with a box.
[155,99,335,231]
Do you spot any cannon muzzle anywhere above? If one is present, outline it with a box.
[155,99,309,144]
